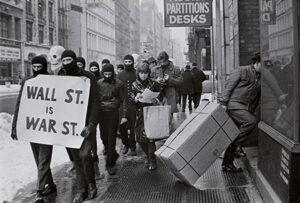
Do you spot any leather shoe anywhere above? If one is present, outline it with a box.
[42,183,57,196]
[235,146,246,158]
[222,164,243,172]
[87,183,97,200]
[34,191,44,203]
[107,167,116,175]
[122,146,129,154]
[72,192,87,203]
[148,160,157,171]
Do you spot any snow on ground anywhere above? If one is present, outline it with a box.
[0,112,70,202]
[0,84,20,95]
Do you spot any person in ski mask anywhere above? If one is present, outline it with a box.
[77,57,86,69]
[89,61,101,81]
[97,63,126,175]
[11,55,57,203]
[59,50,100,202]
[117,54,137,156]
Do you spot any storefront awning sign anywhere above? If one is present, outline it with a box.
[164,0,212,27]
[0,46,21,62]
[260,0,276,25]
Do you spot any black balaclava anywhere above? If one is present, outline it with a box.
[89,61,100,77]
[31,55,48,76]
[61,50,78,75]
[76,57,86,69]
[102,63,115,83]
[123,54,134,72]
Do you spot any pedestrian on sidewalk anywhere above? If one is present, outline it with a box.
[180,64,195,112]
[11,55,57,203]
[191,62,207,108]
[97,63,126,175]
[220,53,261,172]
[117,54,137,156]
[151,51,183,114]
[131,64,163,171]
[59,50,99,203]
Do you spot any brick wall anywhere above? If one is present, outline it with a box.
[238,0,260,66]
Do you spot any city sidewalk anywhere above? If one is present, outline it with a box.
[11,108,263,203]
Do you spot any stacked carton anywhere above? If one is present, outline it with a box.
[155,101,240,186]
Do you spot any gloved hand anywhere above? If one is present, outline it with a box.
[152,97,159,105]
[11,128,18,140]
[80,123,95,138]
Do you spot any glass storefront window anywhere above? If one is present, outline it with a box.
[260,0,296,140]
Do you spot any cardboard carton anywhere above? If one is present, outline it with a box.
[155,101,240,186]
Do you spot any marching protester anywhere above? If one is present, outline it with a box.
[59,50,99,202]
[151,51,183,114]
[180,64,195,112]
[191,62,207,108]
[117,55,137,156]
[76,57,86,69]
[89,61,102,81]
[116,64,125,75]
[220,53,261,172]
[131,64,163,171]
[11,55,56,203]
[97,63,126,175]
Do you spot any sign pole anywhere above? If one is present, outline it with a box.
[210,25,215,100]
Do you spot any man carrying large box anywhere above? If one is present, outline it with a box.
[220,53,261,172]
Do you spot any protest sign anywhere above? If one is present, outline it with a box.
[16,75,90,148]
[164,0,212,27]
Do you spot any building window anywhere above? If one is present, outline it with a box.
[38,25,44,43]
[38,0,44,19]
[15,18,21,40]
[49,1,53,22]
[0,14,9,38]
[26,0,32,14]
[26,21,33,42]
[49,28,53,45]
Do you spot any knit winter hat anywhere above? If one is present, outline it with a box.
[102,63,114,73]
[101,59,110,64]
[148,57,156,64]
[123,54,134,63]
[157,51,169,61]
[117,64,124,70]
[32,55,47,68]
[76,57,86,67]
[89,61,99,69]
[61,50,77,60]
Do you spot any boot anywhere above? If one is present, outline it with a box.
[87,183,97,200]
[148,158,157,171]
[72,192,87,203]
[42,183,57,196]
[33,191,44,203]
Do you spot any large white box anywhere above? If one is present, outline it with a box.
[155,101,240,186]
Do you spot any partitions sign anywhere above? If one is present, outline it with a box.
[16,75,90,148]
[164,0,212,27]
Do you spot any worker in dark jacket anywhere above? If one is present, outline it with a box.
[97,63,126,175]
[89,61,102,81]
[11,55,57,203]
[191,62,207,108]
[77,57,86,69]
[117,54,137,156]
[180,64,195,112]
[220,53,261,172]
[59,50,99,203]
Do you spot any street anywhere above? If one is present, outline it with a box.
[0,94,18,114]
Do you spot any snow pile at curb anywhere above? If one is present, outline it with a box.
[0,84,20,94]
[0,113,69,202]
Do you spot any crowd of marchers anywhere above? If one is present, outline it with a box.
[10,44,261,203]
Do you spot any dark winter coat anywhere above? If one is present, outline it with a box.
[131,78,163,143]
[191,68,207,93]
[97,78,126,118]
[180,69,195,95]
[150,61,183,113]
[117,68,136,107]
[220,65,261,113]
